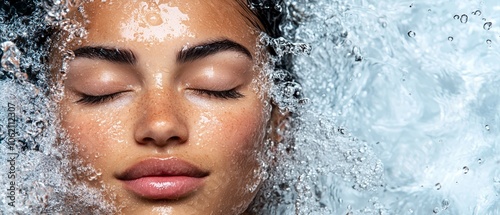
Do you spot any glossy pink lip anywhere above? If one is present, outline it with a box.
[116,158,209,200]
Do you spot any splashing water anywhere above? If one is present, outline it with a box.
[276,0,500,214]
[1,0,500,214]
[0,0,116,213]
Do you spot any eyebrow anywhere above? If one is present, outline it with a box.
[72,39,252,65]
[73,46,137,65]
[177,39,252,63]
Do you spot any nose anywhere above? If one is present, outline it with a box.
[134,91,189,147]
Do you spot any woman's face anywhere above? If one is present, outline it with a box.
[58,0,270,214]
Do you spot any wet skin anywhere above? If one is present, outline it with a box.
[58,0,271,214]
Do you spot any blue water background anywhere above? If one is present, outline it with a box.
[288,0,500,214]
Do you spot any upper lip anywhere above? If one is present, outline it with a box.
[116,158,209,180]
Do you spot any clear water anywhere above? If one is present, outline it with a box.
[282,0,500,214]
[1,0,500,214]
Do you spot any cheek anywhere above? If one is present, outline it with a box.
[200,105,269,183]
[198,106,267,156]
[60,103,129,160]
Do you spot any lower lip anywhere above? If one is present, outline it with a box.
[122,176,204,200]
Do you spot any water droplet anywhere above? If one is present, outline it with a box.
[408,31,416,37]
[473,10,482,16]
[352,46,363,61]
[435,183,442,190]
[88,175,97,181]
[463,166,469,174]
[340,30,348,38]
[433,207,440,213]
[485,124,490,131]
[453,15,460,20]
[442,199,450,209]
[1,41,20,72]
[378,17,387,28]
[145,13,163,26]
[448,36,453,41]
[478,158,483,164]
[36,121,45,130]
[484,22,493,30]
[460,14,468,23]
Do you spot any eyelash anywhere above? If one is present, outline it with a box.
[76,89,243,105]
[194,89,244,99]
[76,92,123,105]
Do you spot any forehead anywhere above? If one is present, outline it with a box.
[70,0,258,51]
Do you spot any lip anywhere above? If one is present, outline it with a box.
[116,158,209,200]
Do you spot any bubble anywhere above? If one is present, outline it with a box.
[435,183,441,190]
[448,36,453,41]
[478,158,483,164]
[485,124,490,131]
[460,14,468,23]
[1,41,22,72]
[483,22,492,30]
[36,121,45,128]
[486,39,492,44]
[408,31,416,37]
[352,46,363,61]
[442,199,450,209]
[378,17,388,28]
[473,10,481,16]
[453,15,460,20]
[340,30,348,38]
[433,207,440,213]
[463,166,469,174]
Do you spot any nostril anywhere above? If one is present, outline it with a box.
[141,137,155,144]
[139,136,184,146]
[168,136,182,143]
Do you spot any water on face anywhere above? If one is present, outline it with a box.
[1,0,499,214]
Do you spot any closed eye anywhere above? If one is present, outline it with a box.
[193,89,244,99]
[76,91,126,105]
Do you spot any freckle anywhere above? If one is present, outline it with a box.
[145,13,163,26]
